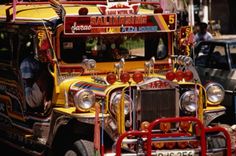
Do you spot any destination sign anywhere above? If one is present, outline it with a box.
[64,14,176,35]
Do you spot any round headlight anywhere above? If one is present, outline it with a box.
[205,82,224,104]
[74,89,95,112]
[180,90,197,114]
[110,92,132,116]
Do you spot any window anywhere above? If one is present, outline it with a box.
[208,45,229,70]
[0,32,12,64]
[60,33,168,63]
[195,43,211,67]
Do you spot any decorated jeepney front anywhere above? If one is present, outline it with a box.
[49,4,227,155]
[0,1,231,155]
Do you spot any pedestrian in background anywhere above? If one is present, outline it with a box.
[194,22,213,43]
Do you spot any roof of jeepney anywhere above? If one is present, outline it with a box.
[0,2,154,23]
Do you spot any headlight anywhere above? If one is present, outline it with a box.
[205,82,224,105]
[180,90,197,114]
[74,89,95,112]
[110,92,132,116]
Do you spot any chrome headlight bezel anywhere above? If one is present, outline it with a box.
[109,91,132,116]
[205,82,224,105]
[179,90,197,115]
[74,89,95,112]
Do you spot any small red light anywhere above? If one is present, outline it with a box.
[166,71,176,81]
[184,70,193,81]
[106,73,116,84]
[189,140,199,148]
[160,122,171,133]
[132,71,143,83]
[179,121,191,132]
[153,142,164,149]
[175,70,184,81]
[154,5,163,13]
[140,121,150,131]
[79,7,88,15]
[177,141,188,149]
[120,72,130,83]
[165,142,176,149]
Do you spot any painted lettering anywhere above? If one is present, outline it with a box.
[90,15,147,26]
[71,22,91,33]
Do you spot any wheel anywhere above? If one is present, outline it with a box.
[64,139,98,156]
[207,124,235,152]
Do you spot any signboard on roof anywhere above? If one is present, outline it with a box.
[64,14,176,35]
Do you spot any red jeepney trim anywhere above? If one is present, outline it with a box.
[116,117,232,156]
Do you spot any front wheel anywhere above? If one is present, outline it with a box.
[64,139,98,156]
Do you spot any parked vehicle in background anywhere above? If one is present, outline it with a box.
[193,36,236,153]
[0,0,234,155]
[193,37,236,124]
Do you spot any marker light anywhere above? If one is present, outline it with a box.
[120,72,130,83]
[175,70,184,81]
[179,121,191,132]
[184,70,193,81]
[106,73,117,84]
[165,70,176,81]
[160,122,171,133]
[177,141,188,149]
[154,6,163,13]
[165,142,176,149]
[140,121,150,131]
[78,7,88,15]
[132,71,143,83]
[153,142,164,149]
[189,140,199,148]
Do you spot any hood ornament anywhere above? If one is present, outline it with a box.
[144,57,155,77]
[114,58,125,80]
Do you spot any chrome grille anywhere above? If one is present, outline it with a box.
[138,88,178,122]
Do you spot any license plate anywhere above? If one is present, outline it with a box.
[156,149,195,156]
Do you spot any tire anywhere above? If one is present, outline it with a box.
[207,124,235,152]
[64,139,98,156]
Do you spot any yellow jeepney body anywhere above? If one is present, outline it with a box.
[0,1,229,155]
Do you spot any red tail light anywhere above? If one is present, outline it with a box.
[166,71,176,81]
[120,72,130,83]
[184,70,193,81]
[177,141,188,149]
[106,73,117,84]
[132,71,143,83]
[175,70,184,81]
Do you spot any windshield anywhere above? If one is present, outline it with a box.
[59,33,168,63]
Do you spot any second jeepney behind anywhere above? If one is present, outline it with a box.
[0,0,233,155]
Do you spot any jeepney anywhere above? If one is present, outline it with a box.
[0,0,234,155]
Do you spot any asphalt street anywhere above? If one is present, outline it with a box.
[0,142,30,156]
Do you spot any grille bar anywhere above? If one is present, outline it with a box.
[138,88,178,122]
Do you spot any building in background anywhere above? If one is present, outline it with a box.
[160,0,235,34]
